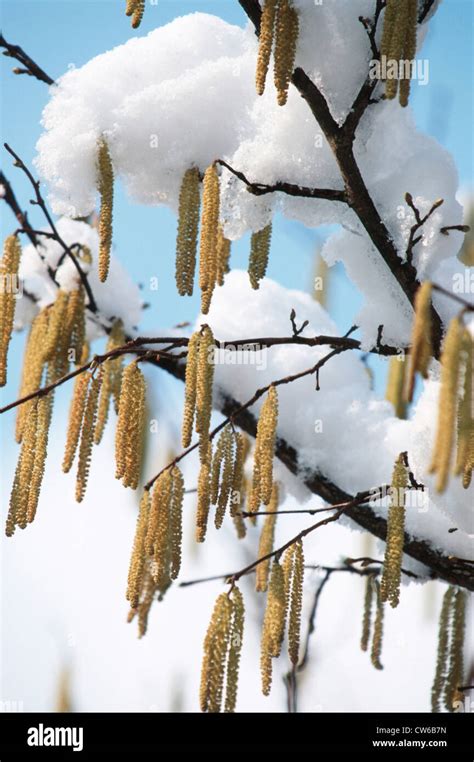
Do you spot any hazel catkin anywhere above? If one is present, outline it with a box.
[199,165,220,315]
[380,454,408,608]
[256,0,278,96]
[248,223,272,290]
[0,234,22,387]
[97,139,114,283]
[273,0,299,107]
[176,167,201,297]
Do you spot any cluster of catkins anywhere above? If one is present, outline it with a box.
[126,467,184,637]
[124,0,145,30]
[5,274,87,535]
[380,0,418,107]
[256,0,299,106]
[387,281,473,493]
[359,454,409,673]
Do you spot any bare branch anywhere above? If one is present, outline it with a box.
[0,32,55,85]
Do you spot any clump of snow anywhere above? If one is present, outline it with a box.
[202,271,473,562]
[18,218,143,337]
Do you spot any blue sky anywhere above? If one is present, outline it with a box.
[0,0,472,420]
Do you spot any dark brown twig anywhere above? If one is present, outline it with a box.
[0,32,55,85]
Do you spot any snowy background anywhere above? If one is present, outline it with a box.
[0,0,473,713]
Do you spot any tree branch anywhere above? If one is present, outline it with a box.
[0,32,55,85]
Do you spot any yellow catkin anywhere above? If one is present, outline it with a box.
[405,281,433,402]
[131,0,145,29]
[97,139,114,282]
[455,332,473,486]
[361,575,375,652]
[251,385,279,512]
[287,539,304,665]
[216,226,231,287]
[126,490,150,609]
[211,428,227,504]
[94,319,126,444]
[383,0,410,102]
[248,223,272,290]
[200,592,232,713]
[370,581,385,670]
[170,467,184,580]
[256,0,278,96]
[176,168,201,296]
[385,356,407,419]
[65,287,85,366]
[273,0,299,106]
[213,427,235,530]
[26,395,52,524]
[115,361,147,489]
[255,483,279,592]
[431,587,455,713]
[380,0,398,64]
[224,586,245,713]
[445,589,466,712]
[462,430,474,489]
[15,309,49,443]
[399,0,418,107]
[199,165,220,315]
[195,326,215,461]
[75,372,101,502]
[182,331,200,448]
[42,290,70,362]
[196,457,211,543]
[260,558,287,696]
[151,470,173,592]
[0,234,22,386]
[230,432,249,517]
[62,372,90,473]
[7,399,38,534]
[429,318,463,493]
[137,566,159,639]
[125,0,137,16]
[380,454,408,608]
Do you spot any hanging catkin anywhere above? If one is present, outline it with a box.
[182,331,200,448]
[7,399,39,534]
[444,589,466,712]
[126,490,150,609]
[0,234,22,387]
[230,432,250,539]
[287,540,304,665]
[130,0,145,29]
[249,385,279,513]
[256,0,278,96]
[196,457,211,543]
[380,0,418,106]
[273,0,299,106]
[260,558,287,696]
[95,319,126,444]
[200,592,232,713]
[175,167,201,297]
[361,575,376,652]
[380,454,408,608]
[97,139,114,282]
[195,325,215,462]
[26,395,52,524]
[75,371,101,502]
[65,287,86,366]
[42,290,69,363]
[170,467,184,580]
[216,226,231,287]
[224,586,245,713]
[150,470,173,593]
[255,483,279,592]
[385,356,407,419]
[455,332,473,488]
[115,361,147,489]
[248,223,272,290]
[15,309,49,443]
[211,426,235,529]
[405,281,433,402]
[431,586,455,712]
[429,318,463,493]
[199,165,220,315]
[370,580,385,670]
[63,363,90,473]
